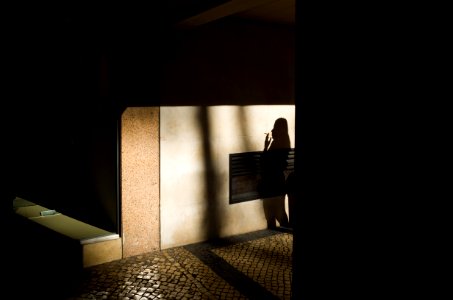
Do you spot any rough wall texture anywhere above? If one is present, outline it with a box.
[121,107,160,257]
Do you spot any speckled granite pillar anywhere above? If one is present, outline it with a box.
[121,107,160,258]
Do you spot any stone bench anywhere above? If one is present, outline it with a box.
[13,197,122,268]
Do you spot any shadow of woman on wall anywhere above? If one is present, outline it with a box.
[258,118,291,229]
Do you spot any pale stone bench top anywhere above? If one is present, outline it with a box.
[13,197,119,245]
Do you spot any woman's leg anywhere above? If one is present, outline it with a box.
[275,195,289,227]
[262,198,277,229]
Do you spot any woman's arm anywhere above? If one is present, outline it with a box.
[264,133,272,151]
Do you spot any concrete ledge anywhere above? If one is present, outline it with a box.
[83,237,122,268]
[13,197,122,268]
[81,233,120,245]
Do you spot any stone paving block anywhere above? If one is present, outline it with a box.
[211,232,292,300]
[65,230,291,300]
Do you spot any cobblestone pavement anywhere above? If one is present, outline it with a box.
[66,229,292,300]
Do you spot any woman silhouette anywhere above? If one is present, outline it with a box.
[259,118,290,229]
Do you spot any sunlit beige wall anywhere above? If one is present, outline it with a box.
[160,105,295,249]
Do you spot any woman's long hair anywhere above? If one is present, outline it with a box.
[269,118,290,150]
